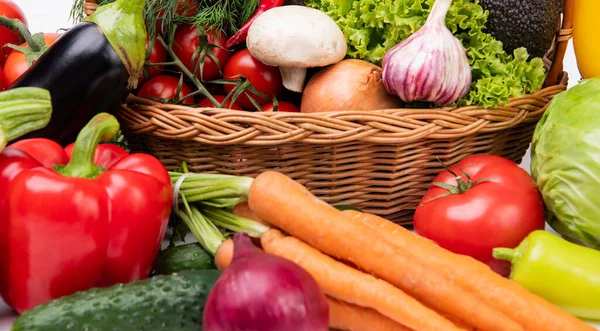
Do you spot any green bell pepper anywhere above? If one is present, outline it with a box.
[493,230,600,321]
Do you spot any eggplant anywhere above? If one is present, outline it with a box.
[7,0,146,146]
[10,23,129,145]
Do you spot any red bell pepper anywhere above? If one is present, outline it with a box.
[0,113,173,313]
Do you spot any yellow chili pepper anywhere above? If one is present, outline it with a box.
[494,230,600,321]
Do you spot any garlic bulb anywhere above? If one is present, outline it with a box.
[382,0,472,106]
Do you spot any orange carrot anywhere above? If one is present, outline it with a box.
[215,238,234,270]
[215,238,266,270]
[327,297,411,331]
[248,171,522,331]
[260,229,464,331]
[343,210,595,331]
[232,201,266,225]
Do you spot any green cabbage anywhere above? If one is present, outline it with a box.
[305,0,546,108]
[531,78,600,249]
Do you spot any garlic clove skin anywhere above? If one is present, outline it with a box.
[382,0,472,107]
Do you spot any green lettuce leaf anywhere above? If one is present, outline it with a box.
[305,0,547,108]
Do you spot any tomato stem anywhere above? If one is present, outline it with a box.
[157,35,220,107]
[0,16,42,52]
[427,158,493,201]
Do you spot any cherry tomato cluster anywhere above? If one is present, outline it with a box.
[0,0,299,112]
[0,1,58,91]
[133,5,300,113]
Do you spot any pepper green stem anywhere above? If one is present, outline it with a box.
[0,16,41,52]
[0,100,52,141]
[56,113,119,179]
[492,247,518,262]
[0,87,52,149]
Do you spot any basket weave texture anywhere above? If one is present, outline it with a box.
[86,0,573,225]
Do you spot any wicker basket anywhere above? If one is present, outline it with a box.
[86,0,573,225]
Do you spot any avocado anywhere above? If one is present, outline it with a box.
[153,243,216,275]
[479,0,562,58]
[12,270,221,331]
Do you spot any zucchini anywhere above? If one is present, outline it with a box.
[12,269,221,331]
[0,87,52,151]
[153,243,216,275]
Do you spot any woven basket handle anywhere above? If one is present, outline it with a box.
[83,0,571,86]
[544,0,573,87]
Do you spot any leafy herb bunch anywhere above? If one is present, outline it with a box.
[71,0,260,36]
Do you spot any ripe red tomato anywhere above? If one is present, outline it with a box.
[155,0,198,34]
[0,0,27,66]
[261,101,300,112]
[137,75,195,104]
[173,25,230,82]
[138,37,167,85]
[3,33,60,87]
[223,49,283,110]
[413,155,545,277]
[198,95,244,110]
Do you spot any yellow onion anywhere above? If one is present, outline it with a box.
[301,59,403,113]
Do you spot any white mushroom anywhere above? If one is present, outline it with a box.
[246,5,347,93]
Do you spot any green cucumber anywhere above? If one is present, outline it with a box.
[12,269,221,331]
[334,205,362,212]
[0,87,52,150]
[153,243,216,275]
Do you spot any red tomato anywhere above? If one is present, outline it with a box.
[137,75,195,104]
[413,155,545,277]
[173,24,230,82]
[138,37,167,85]
[0,0,27,66]
[223,49,283,110]
[155,0,198,34]
[198,95,244,110]
[261,101,300,112]
[3,33,60,87]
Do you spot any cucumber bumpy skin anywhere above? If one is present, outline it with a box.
[12,270,221,331]
[153,243,216,276]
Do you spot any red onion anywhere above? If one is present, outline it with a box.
[202,233,329,331]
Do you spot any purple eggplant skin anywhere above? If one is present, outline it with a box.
[9,22,129,146]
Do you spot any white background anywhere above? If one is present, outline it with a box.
[1,1,596,330]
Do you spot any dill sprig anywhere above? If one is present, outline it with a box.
[72,0,261,36]
[193,0,261,34]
